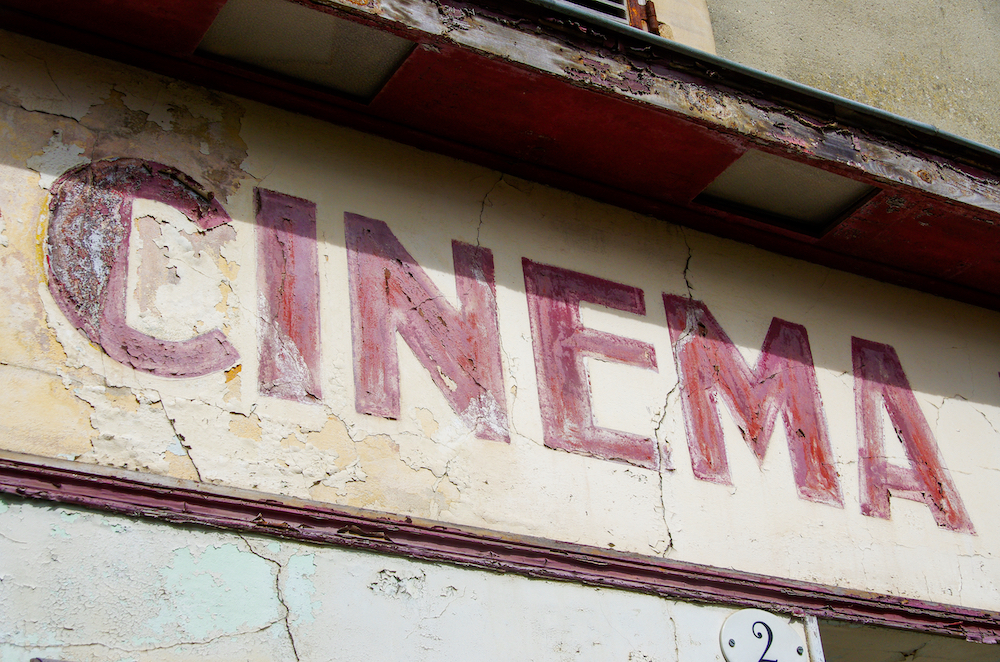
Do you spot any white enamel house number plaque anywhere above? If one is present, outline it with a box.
[720,609,808,662]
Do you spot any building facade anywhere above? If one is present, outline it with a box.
[1,0,999,660]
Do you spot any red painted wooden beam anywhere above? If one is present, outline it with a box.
[3,0,1000,314]
[0,0,229,55]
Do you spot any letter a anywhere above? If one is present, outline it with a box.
[853,337,974,533]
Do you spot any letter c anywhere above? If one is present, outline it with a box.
[46,158,239,377]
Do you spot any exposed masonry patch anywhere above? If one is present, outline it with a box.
[565,57,653,95]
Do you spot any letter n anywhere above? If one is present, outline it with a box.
[664,295,842,506]
[853,337,974,533]
[345,213,508,442]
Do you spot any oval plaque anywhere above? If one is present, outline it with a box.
[720,609,807,662]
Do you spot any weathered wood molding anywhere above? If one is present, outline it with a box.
[1,450,997,643]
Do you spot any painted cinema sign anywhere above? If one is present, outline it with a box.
[0,28,991,610]
[46,158,975,534]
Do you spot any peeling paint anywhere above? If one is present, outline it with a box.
[1,494,782,661]
[144,544,282,641]
[46,158,240,377]
[256,188,322,403]
[0,26,997,619]
[26,130,90,190]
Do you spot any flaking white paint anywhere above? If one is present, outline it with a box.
[0,495,800,661]
[25,130,89,190]
[0,27,996,619]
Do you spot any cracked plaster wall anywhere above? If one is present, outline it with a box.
[707,0,1000,151]
[0,28,999,618]
[0,494,772,661]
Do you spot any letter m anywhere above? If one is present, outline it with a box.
[664,295,842,506]
[346,213,509,442]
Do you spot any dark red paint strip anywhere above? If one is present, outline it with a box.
[663,295,843,507]
[256,188,323,402]
[523,259,658,468]
[0,0,228,55]
[0,451,996,642]
[853,337,975,534]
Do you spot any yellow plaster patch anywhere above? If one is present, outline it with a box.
[216,281,234,316]
[223,365,242,403]
[0,365,95,458]
[103,387,140,413]
[218,256,240,281]
[308,432,459,518]
[225,364,242,382]
[229,413,263,443]
[164,448,201,481]
[279,428,307,450]
[414,407,439,437]
[299,416,355,454]
[0,253,76,371]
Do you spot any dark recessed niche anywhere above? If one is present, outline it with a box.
[197,0,415,103]
[696,149,877,236]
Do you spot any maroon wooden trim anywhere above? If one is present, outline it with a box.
[4,9,1000,316]
[0,0,228,55]
[1,451,997,642]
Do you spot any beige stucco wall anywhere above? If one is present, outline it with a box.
[707,0,1000,150]
[2,27,1000,616]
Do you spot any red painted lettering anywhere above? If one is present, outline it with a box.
[523,260,658,468]
[853,338,974,533]
[256,188,322,402]
[345,213,508,441]
[663,295,843,506]
[46,159,239,377]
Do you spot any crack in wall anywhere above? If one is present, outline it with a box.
[476,172,505,248]
[155,390,203,482]
[0,530,28,544]
[972,405,1000,436]
[0,359,67,379]
[404,585,467,640]
[17,621,286,656]
[646,229,700,557]
[238,534,302,662]
[652,377,678,556]
[668,612,679,662]
[679,227,694,300]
